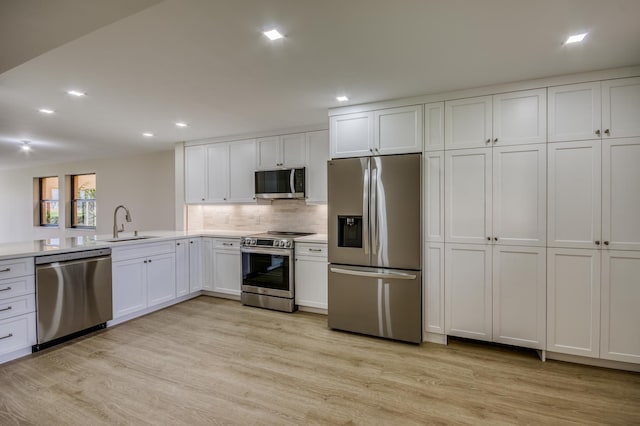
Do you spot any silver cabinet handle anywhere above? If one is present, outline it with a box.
[0,286,11,292]
[308,248,322,252]
[0,333,13,340]
[330,267,416,280]
[0,306,12,312]
[0,268,10,273]
[222,242,233,246]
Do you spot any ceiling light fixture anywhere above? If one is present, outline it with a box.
[142,132,154,137]
[67,90,86,97]
[564,32,588,45]
[21,141,31,151]
[263,29,284,41]
[175,122,188,128]
[336,95,349,102]
[39,108,55,114]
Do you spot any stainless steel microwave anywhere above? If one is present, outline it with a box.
[254,168,305,199]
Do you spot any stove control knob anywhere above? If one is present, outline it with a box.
[285,241,292,248]
[273,240,279,247]
[251,239,257,246]
[280,240,286,248]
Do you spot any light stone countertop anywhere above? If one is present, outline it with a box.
[295,234,327,244]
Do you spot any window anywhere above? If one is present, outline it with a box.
[39,177,59,226]
[71,173,96,228]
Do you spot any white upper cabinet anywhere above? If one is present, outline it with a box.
[424,151,444,242]
[330,112,373,158]
[547,140,601,248]
[306,130,329,203]
[445,148,492,244]
[424,102,444,151]
[207,143,228,202]
[445,90,546,149]
[256,133,307,169]
[492,144,546,247]
[602,77,640,139]
[445,96,492,149]
[602,137,640,250]
[185,145,207,203]
[548,82,601,142]
[374,105,423,155]
[330,105,422,158]
[492,89,547,146]
[228,139,257,202]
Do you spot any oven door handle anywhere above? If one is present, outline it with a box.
[241,247,293,256]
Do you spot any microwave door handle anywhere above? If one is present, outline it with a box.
[363,164,370,255]
[290,169,295,194]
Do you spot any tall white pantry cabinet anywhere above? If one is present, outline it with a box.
[424,75,640,365]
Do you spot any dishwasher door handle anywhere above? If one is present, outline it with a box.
[330,267,416,280]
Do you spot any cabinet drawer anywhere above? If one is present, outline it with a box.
[0,295,35,321]
[0,313,36,355]
[112,241,176,262]
[214,239,240,250]
[0,275,35,300]
[0,258,34,280]
[296,243,328,258]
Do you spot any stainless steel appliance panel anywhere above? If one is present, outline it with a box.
[328,157,371,267]
[370,154,421,269]
[241,247,293,299]
[328,265,422,343]
[36,252,112,344]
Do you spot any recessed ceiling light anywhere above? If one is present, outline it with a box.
[39,108,55,114]
[565,32,588,45]
[67,90,86,97]
[21,141,31,151]
[263,29,284,41]
[142,132,154,137]
[336,95,349,102]
[175,122,188,128]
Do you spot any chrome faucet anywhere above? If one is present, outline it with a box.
[113,205,132,239]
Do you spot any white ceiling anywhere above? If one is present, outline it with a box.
[1,0,639,170]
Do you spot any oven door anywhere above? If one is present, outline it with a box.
[241,246,294,298]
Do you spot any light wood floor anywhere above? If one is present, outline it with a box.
[0,297,638,425]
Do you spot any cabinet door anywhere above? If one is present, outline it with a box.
[330,112,374,158]
[424,242,444,335]
[492,144,546,246]
[147,253,176,307]
[547,141,601,248]
[547,248,600,357]
[602,77,640,139]
[445,148,492,244]
[601,250,640,364]
[374,105,423,155]
[175,239,189,297]
[206,143,229,202]
[445,96,492,149]
[256,136,280,169]
[493,89,546,146]
[112,259,147,318]
[295,256,328,309]
[306,130,329,203]
[602,138,640,250]
[281,133,307,167]
[493,245,546,349]
[424,102,444,151]
[185,145,206,203]
[548,82,601,142]
[424,151,444,242]
[228,139,256,202]
[188,238,203,292]
[445,244,492,341]
[213,249,241,296]
[201,238,214,291]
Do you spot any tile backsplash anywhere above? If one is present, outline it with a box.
[188,201,327,234]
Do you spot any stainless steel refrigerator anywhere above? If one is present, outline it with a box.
[328,153,422,343]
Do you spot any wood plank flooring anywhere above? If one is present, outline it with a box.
[0,296,638,425]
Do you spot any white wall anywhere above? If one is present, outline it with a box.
[0,150,175,243]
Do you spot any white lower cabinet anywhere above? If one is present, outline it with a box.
[424,242,444,335]
[112,258,147,318]
[445,243,546,349]
[189,238,203,292]
[147,253,176,307]
[175,239,189,297]
[202,238,214,291]
[212,239,241,296]
[295,243,328,310]
[0,258,36,362]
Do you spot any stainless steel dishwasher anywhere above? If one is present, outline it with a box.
[34,248,112,351]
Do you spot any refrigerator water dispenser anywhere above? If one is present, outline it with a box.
[337,216,362,248]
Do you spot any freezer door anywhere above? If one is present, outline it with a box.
[371,154,421,269]
[328,264,422,343]
[328,157,371,266]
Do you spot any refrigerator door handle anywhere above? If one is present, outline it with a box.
[330,267,416,280]
[371,167,378,255]
[363,165,370,255]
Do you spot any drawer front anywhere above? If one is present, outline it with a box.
[0,295,36,321]
[214,239,240,250]
[0,276,35,300]
[112,241,176,262]
[0,258,34,280]
[0,313,36,355]
[296,243,328,258]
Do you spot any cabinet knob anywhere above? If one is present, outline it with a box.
[144,260,147,263]
[604,129,610,136]
[595,129,601,136]
[201,198,205,201]
[493,138,498,143]
[595,240,600,245]
[369,148,374,153]
[177,242,180,246]
[494,237,498,241]
[149,259,152,263]
[486,139,491,144]
[487,237,491,241]
[604,241,610,246]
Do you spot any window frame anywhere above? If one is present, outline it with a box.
[39,176,59,227]
[70,173,97,229]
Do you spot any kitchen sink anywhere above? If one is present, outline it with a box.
[104,236,157,243]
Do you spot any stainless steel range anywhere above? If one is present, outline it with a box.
[241,231,313,312]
